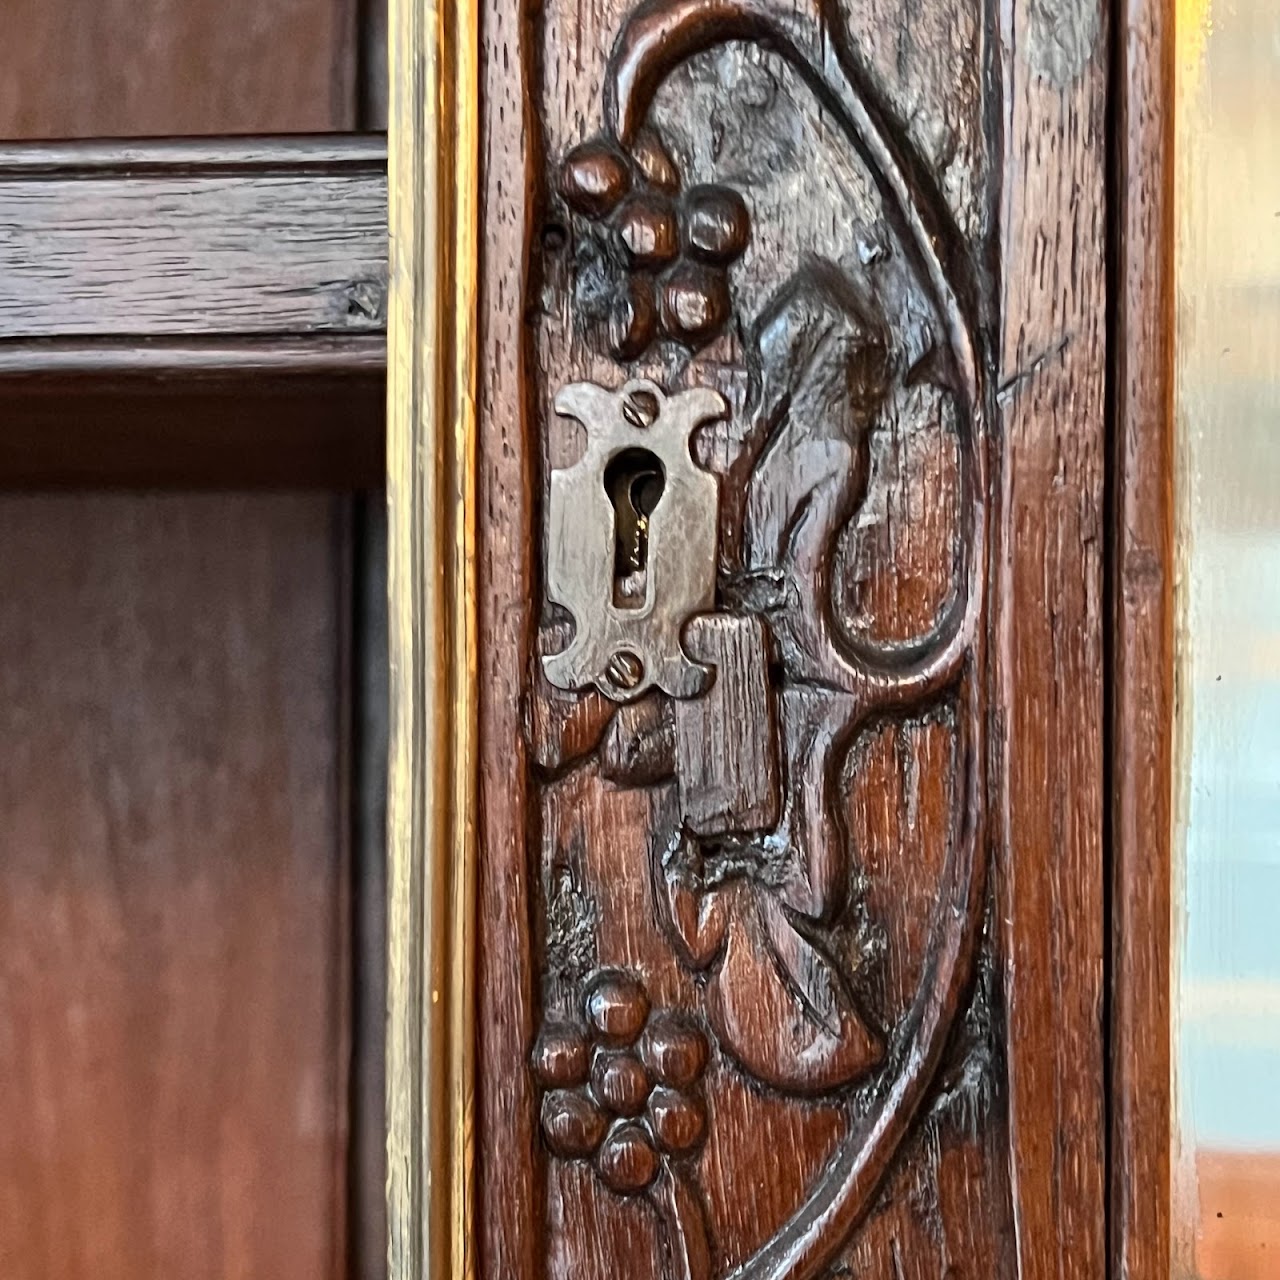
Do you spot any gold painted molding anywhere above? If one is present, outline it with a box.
[385,0,479,1271]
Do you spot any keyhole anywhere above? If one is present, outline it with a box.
[604,448,666,609]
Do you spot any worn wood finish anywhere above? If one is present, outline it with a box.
[0,138,386,371]
[391,0,1118,1270]
[378,0,1109,1277]
[516,0,1004,1260]
[0,0,358,138]
[995,3,1109,1277]
[0,495,351,1280]
[1110,0,1175,1276]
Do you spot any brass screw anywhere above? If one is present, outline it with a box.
[606,650,644,691]
[622,389,659,429]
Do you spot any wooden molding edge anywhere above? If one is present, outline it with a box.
[1110,0,1175,1274]
[0,134,385,176]
[385,0,479,1275]
[0,134,387,377]
[0,336,386,381]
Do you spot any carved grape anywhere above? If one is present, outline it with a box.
[608,277,658,360]
[596,1122,660,1194]
[591,1050,651,1117]
[616,192,679,268]
[660,263,730,346]
[531,1019,591,1088]
[541,1089,608,1159]
[631,128,681,193]
[584,970,650,1045]
[560,140,631,219]
[682,185,750,264]
[647,1086,707,1154]
[641,1013,709,1089]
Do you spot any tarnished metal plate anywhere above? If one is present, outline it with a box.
[543,378,725,701]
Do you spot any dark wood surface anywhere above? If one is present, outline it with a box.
[1110,0,1175,1276]
[994,3,1109,1277]
[464,0,1110,1275]
[0,495,351,1280]
[0,138,386,367]
[349,499,390,1280]
[0,383,384,488]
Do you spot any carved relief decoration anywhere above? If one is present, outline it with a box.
[526,0,992,1275]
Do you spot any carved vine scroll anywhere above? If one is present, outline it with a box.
[525,0,994,1275]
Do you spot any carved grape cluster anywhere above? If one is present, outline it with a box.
[559,133,751,359]
[533,969,710,1196]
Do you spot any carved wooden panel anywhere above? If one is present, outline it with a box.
[454,0,1109,1272]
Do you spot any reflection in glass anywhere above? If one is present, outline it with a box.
[1175,0,1280,1275]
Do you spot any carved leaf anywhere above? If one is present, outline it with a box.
[706,886,882,1096]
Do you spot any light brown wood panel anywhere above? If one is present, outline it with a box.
[0,6,379,1280]
[0,138,387,484]
[0,494,350,1280]
[0,0,358,138]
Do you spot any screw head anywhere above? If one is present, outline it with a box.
[621,389,659,429]
[605,649,645,692]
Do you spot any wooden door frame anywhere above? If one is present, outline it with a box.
[1110,0,1175,1276]
[385,0,480,1274]
[386,0,1180,1276]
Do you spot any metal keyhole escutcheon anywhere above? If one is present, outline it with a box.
[543,379,726,701]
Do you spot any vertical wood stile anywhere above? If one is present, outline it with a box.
[1111,0,1175,1275]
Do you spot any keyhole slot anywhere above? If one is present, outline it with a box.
[604,448,666,609]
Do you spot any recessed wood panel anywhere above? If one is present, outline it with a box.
[0,5,380,1280]
[0,0,357,138]
[0,494,350,1280]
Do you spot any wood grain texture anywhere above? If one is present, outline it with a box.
[394,0,1111,1274]
[995,0,1108,1276]
[0,0,358,138]
[463,0,1036,1275]
[675,616,779,837]
[1110,0,1174,1276]
[473,0,540,1270]
[0,138,386,356]
[0,495,350,1280]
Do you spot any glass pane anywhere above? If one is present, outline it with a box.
[1174,0,1280,1275]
